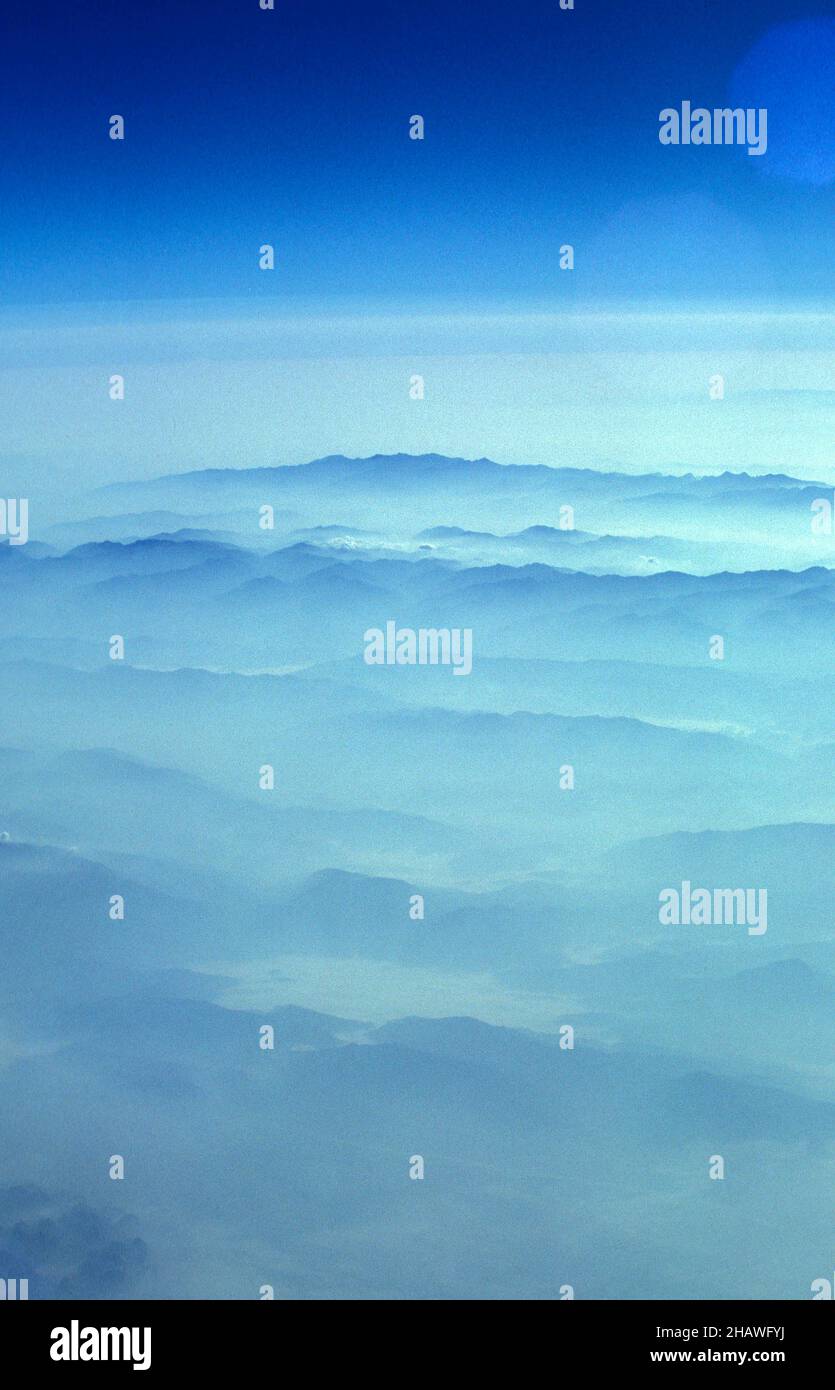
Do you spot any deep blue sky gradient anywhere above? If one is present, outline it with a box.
[2,0,833,304]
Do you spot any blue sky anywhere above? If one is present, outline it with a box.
[3,3,834,493]
[2,0,834,306]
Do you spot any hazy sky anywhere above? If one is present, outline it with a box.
[2,4,833,497]
[2,303,833,509]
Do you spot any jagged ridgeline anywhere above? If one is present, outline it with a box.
[1,452,833,1297]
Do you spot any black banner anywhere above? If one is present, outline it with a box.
[1,1300,830,1375]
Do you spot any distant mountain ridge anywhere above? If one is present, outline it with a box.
[95,453,830,495]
